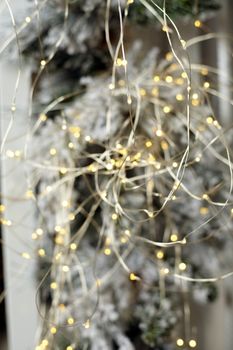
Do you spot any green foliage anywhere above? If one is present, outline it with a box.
[129,0,220,23]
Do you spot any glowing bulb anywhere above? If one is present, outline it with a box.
[189,340,197,348]
[62,265,70,272]
[165,75,173,83]
[21,252,31,260]
[60,167,67,175]
[38,249,46,257]
[62,200,69,208]
[25,16,31,23]
[40,60,46,67]
[50,148,57,156]
[70,243,77,250]
[50,327,57,335]
[202,194,209,201]
[104,247,111,256]
[109,83,115,90]
[176,338,184,347]
[155,129,163,137]
[161,267,169,275]
[206,116,214,124]
[153,75,160,82]
[139,88,146,96]
[67,317,75,325]
[176,94,184,101]
[66,346,73,350]
[161,140,169,150]
[203,81,210,89]
[179,262,187,271]
[111,213,118,221]
[42,339,49,346]
[163,106,171,114]
[68,213,75,221]
[145,140,153,148]
[129,273,139,281]
[151,88,159,97]
[68,142,74,149]
[170,234,178,242]
[181,72,188,79]
[50,282,57,290]
[194,20,202,28]
[0,204,5,213]
[156,250,164,260]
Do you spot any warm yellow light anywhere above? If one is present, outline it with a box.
[39,113,47,122]
[129,273,139,281]
[145,140,153,148]
[38,249,46,257]
[50,282,57,290]
[189,339,197,348]
[25,16,31,23]
[50,327,57,335]
[165,75,173,83]
[170,234,178,242]
[161,141,169,151]
[62,265,70,272]
[70,243,77,251]
[161,267,169,275]
[206,116,214,124]
[202,194,209,201]
[153,75,160,82]
[21,252,31,260]
[194,20,202,28]
[155,129,163,137]
[163,106,171,114]
[176,338,184,347]
[49,148,57,156]
[140,88,147,96]
[62,200,69,208]
[0,204,5,212]
[40,60,46,67]
[42,339,49,346]
[104,248,112,256]
[179,262,187,271]
[200,207,209,215]
[68,142,74,149]
[181,72,188,79]
[156,250,164,260]
[67,317,75,325]
[111,213,118,221]
[203,81,210,89]
[109,83,115,90]
[66,346,73,350]
[60,167,67,175]
[176,94,184,101]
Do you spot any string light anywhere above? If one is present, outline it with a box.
[156,250,164,260]
[50,327,57,335]
[67,317,75,325]
[176,338,184,347]
[189,340,197,348]
[194,20,202,28]
[170,234,178,242]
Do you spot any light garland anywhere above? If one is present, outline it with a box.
[0,0,232,349]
